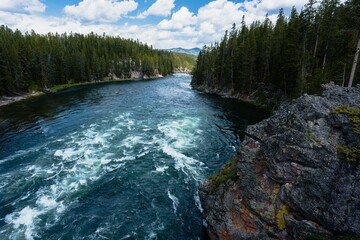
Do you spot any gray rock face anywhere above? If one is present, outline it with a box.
[199,83,360,240]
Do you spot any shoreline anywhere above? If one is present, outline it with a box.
[191,84,271,113]
[0,74,175,109]
[0,91,44,108]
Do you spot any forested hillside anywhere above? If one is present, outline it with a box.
[0,26,194,97]
[171,52,197,72]
[192,0,360,100]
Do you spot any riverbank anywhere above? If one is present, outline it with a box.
[0,91,44,108]
[0,74,166,109]
[191,84,276,114]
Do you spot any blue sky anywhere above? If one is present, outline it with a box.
[0,0,309,48]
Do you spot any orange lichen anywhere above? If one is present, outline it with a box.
[230,205,258,234]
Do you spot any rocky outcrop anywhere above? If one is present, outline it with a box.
[174,67,192,74]
[199,83,360,239]
[192,83,285,111]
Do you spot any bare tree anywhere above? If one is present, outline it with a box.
[348,33,360,87]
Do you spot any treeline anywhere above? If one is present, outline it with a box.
[172,53,197,72]
[192,0,360,99]
[0,26,193,97]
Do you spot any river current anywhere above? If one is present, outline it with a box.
[0,74,267,239]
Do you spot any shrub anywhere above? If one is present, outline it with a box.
[209,156,238,191]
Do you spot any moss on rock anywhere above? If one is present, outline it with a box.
[276,204,288,231]
[331,106,360,163]
[209,156,238,191]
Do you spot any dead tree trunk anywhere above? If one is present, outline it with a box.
[348,33,360,87]
[300,33,307,95]
[342,64,346,87]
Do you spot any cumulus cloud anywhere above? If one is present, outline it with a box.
[136,0,175,19]
[158,7,196,29]
[0,0,46,13]
[256,0,309,12]
[0,0,315,49]
[198,0,242,27]
[64,0,138,22]
[243,0,309,19]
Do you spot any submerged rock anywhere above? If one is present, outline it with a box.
[199,83,360,239]
[42,87,52,94]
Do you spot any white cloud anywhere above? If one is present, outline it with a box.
[64,0,138,22]
[197,0,243,29]
[158,7,196,29]
[256,0,309,12]
[0,0,317,49]
[136,0,175,19]
[0,0,46,13]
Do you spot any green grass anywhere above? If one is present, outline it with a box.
[331,106,360,135]
[336,145,360,163]
[50,82,95,93]
[209,156,238,191]
[331,106,360,163]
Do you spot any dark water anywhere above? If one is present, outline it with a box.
[0,74,267,239]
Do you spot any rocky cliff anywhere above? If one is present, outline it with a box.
[199,83,360,240]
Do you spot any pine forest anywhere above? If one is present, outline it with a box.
[191,0,360,100]
[0,26,194,97]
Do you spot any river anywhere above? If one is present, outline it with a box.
[0,74,267,239]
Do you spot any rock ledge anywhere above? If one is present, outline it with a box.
[199,83,360,239]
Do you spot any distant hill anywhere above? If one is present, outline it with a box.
[165,47,201,56]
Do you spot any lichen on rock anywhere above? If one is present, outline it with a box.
[199,83,360,239]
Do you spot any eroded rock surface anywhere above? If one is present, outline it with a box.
[199,83,360,240]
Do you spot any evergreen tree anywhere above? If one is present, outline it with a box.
[0,27,195,96]
[192,0,359,100]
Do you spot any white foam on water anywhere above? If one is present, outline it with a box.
[79,179,87,185]
[194,192,203,213]
[5,206,40,240]
[100,159,111,165]
[137,150,150,158]
[167,191,179,214]
[154,165,169,173]
[54,148,77,159]
[127,120,134,130]
[56,202,66,214]
[36,196,57,209]
[114,113,135,131]
[157,116,207,181]
[158,118,200,150]
[20,192,31,201]
[120,234,131,240]
[4,117,136,239]
[110,126,122,132]
[146,231,157,240]
[121,136,143,149]
[93,227,110,239]
[3,110,211,239]
[162,144,202,181]
[114,156,135,162]
[104,163,126,172]
[0,182,7,190]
